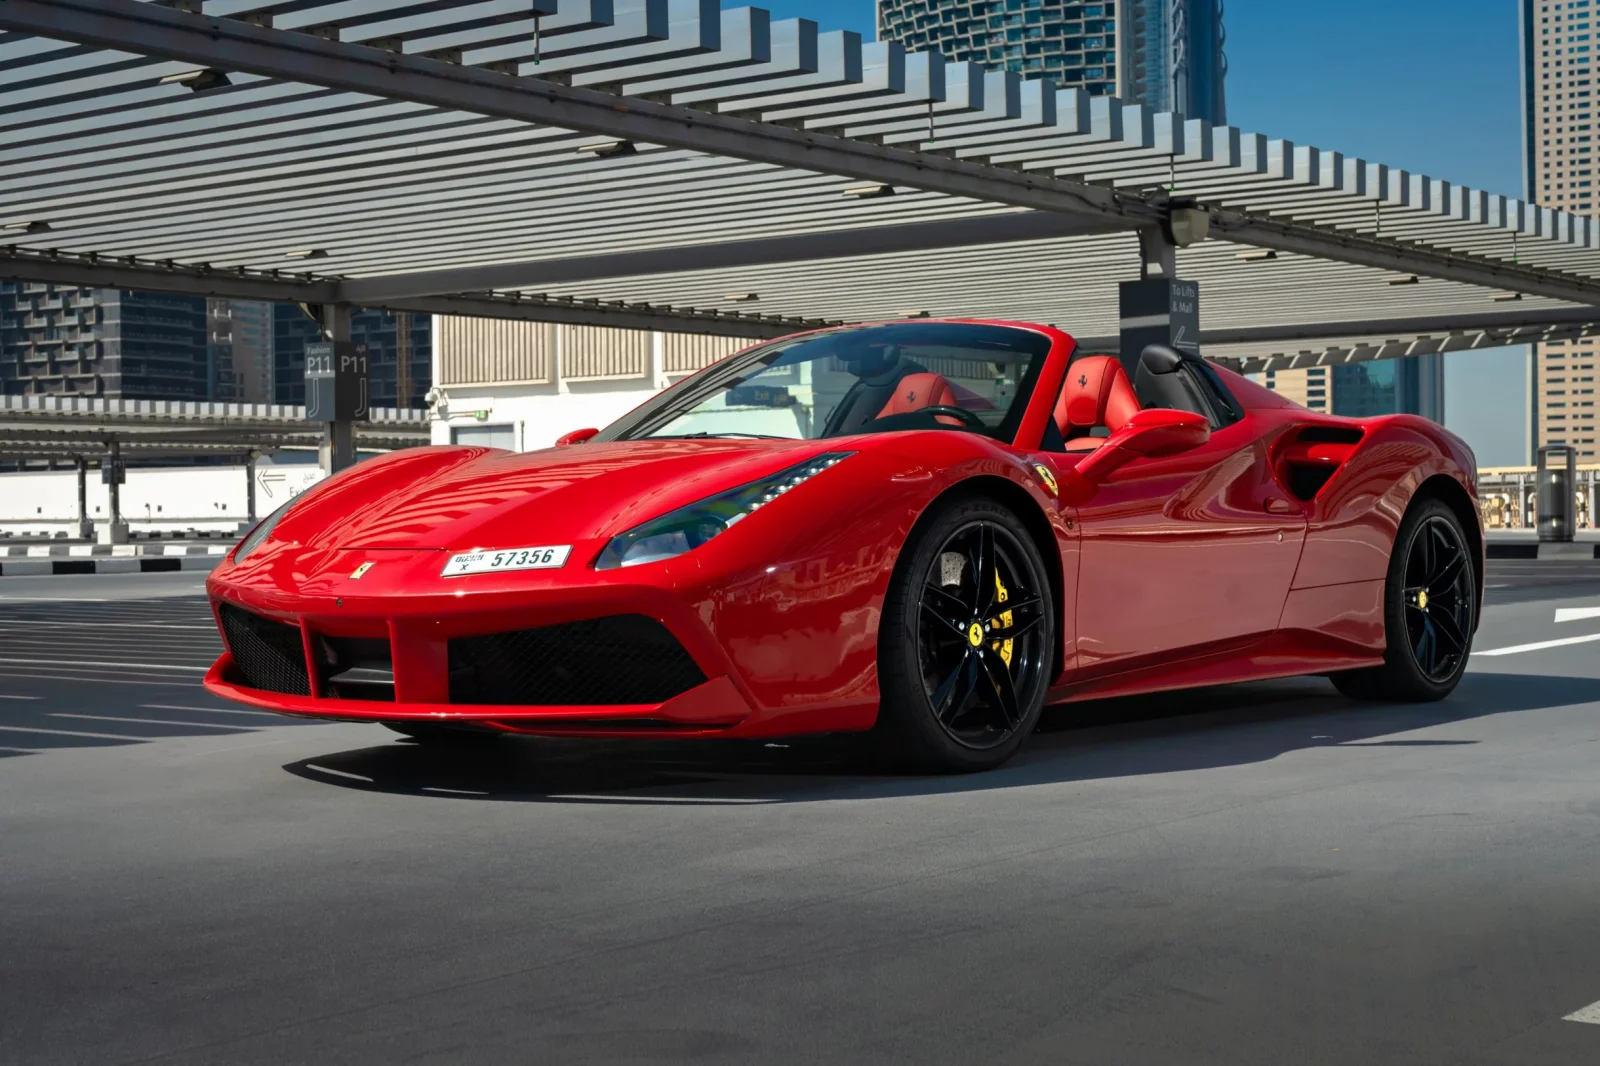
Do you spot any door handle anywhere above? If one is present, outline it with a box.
[1264,496,1298,515]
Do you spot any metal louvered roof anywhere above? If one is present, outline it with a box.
[1,0,1597,373]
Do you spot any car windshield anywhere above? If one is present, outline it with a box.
[600,323,1055,443]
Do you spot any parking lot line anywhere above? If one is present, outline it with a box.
[1563,999,1600,1024]
[140,703,281,717]
[0,657,207,672]
[0,724,140,741]
[1474,633,1600,657]
[0,694,40,700]
[51,713,252,731]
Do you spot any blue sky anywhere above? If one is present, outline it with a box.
[734,0,1530,464]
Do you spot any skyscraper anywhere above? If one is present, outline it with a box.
[207,299,274,404]
[876,0,1226,122]
[1522,0,1599,461]
[0,284,210,399]
[1260,357,1445,423]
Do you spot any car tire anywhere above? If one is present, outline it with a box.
[875,494,1056,773]
[1331,496,1476,703]
[382,722,503,745]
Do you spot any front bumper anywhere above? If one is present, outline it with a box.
[203,543,773,738]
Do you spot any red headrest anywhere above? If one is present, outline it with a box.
[1054,355,1141,436]
[879,372,959,418]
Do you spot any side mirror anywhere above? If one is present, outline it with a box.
[1064,409,1210,500]
[554,427,599,446]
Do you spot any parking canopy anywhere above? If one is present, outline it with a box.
[2,0,1599,372]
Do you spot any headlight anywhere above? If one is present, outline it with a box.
[234,496,297,562]
[595,451,854,570]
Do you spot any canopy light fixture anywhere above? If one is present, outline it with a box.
[1236,248,1277,262]
[2,220,50,234]
[1385,274,1420,286]
[843,184,896,199]
[1162,197,1211,247]
[579,139,636,158]
[1493,291,1525,302]
[158,68,232,92]
[284,249,329,260]
[724,292,759,303]
[897,310,931,318]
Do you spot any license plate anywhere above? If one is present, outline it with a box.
[441,545,572,577]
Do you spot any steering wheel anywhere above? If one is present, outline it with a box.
[922,405,988,429]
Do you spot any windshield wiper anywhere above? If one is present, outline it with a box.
[651,431,793,440]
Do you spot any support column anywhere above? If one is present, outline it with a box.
[1119,228,1199,375]
[245,452,258,527]
[75,457,92,540]
[307,303,364,475]
[99,440,127,545]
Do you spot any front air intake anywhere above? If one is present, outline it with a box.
[218,603,311,696]
[448,615,706,706]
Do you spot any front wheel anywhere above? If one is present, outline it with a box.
[875,495,1056,773]
[1332,497,1476,702]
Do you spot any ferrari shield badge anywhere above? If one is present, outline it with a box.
[1032,463,1059,497]
[349,562,375,580]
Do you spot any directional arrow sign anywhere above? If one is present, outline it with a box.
[257,470,287,499]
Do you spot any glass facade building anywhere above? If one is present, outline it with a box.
[1331,356,1445,422]
[0,283,210,399]
[876,0,1225,122]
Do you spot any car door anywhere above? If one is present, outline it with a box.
[1063,370,1307,677]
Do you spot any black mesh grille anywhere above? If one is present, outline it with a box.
[218,603,311,696]
[448,615,706,706]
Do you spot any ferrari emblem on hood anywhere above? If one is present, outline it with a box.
[1032,464,1058,497]
[349,562,375,580]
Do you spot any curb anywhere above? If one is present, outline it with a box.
[0,556,221,576]
[1486,542,1600,560]
[0,544,229,558]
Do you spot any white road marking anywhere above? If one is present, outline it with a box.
[304,764,373,783]
[0,620,215,629]
[0,694,40,700]
[0,597,108,603]
[140,703,281,717]
[50,713,249,731]
[0,723,141,741]
[1555,606,1600,624]
[1474,633,1600,657]
[0,657,206,672]
[1563,999,1600,1024]
[0,670,199,687]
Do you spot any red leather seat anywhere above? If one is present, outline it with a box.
[1054,355,1141,451]
[878,372,962,421]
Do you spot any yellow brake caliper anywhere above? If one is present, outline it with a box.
[991,571,1014,667]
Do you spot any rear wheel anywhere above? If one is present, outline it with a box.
[1332,497,1476,702]
[875,496,1055,773]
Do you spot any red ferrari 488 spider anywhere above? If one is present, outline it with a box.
[205,320,1482,772]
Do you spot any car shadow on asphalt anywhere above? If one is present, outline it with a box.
[280,670,1600,804]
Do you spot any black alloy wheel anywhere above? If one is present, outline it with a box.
[1332,497,1476,703]
[1402,514,1474,682]
[876,496,1056,772]
[917,521,1048,748]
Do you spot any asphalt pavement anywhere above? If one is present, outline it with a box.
[3,566,1600,1064]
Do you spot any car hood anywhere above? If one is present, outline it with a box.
[293,439,835,551]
